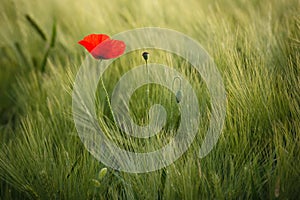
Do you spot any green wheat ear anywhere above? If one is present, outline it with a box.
[39,170,51,198]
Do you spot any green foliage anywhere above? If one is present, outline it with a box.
[0,0,299,199]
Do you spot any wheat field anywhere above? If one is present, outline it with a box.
[0,0,299,199]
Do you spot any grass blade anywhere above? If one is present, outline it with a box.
[25,14,47,41]
[50,19,57,48]
[41,20,57,72]
[40,48,50,73]
[14,42,30,68]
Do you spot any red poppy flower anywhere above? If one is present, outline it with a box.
[78,33,126,59]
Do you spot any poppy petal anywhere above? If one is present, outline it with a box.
[78,34,110,52]
[91,39,126,59]
[78,40,96,52]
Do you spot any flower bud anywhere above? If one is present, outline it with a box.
[142,52,149,61]
[98,167,108,180]
[176,90,182,103]
[91,179,101,187]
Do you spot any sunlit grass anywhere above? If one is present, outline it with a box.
[0,0,299,199]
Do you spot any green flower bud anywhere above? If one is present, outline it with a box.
[98,167,108,180]
[176,90,182,103]
[91,179,101,187]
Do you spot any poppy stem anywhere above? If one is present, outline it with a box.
[147,60,150,136]
[146,59,149,109]
[142,52,150,132]
[142,52,149,103]
[99,60,117,126]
